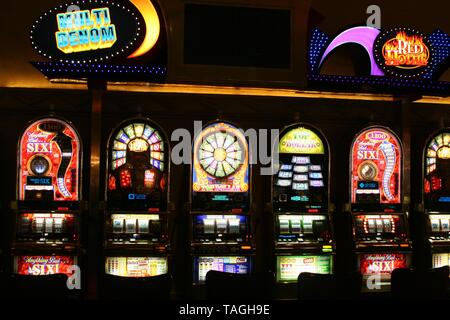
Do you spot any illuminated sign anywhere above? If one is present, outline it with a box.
[30,0,162,63]
[382,31,429,68]
[107,119,168,211]
[351,127,402,205]
[273,123,328,213]
[424,130,450,208]
[279,127,325,154]
[55,8,117,54]
[359,253,407,275]
[192,122,249,193]
[195,256,249,283]
[310,26,449,94]
[16,256,75,276]
[18,118,81,202]
[375,28,432,77]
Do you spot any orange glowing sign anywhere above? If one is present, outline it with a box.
[382,31,429,69]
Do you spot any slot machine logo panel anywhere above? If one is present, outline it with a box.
[424,131,450,207]
[273,125,329,213]
[18,118,81,202]
[351,127,402,206]
[191,121,250,212]
[107,119,168,211]
[16,255,75,276]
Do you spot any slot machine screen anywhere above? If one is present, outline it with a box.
[351,127,402,210]
[107,120,168,211]
[428,214,450,238]
[108,214,162,240]
[194,256,250,283]
[358,253,409,289]
[191,122,250,212]
[354,214,406,240]
[273,125,328,213]
[15,256,76,276]
[276,255,332,282]
[193,215,248,242]
[276,215,330,242]
[18,118,81,203]
[424,131,450,210]
[16,213,76,241]
[105,256,168,277]
[432,253,450,270]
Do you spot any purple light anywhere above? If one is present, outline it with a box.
[319,26,384,76]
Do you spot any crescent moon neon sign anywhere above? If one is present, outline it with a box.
[128,0,161,59]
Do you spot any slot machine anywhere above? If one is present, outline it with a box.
[349,126,411,292]
[190,121,253,285]
[272,124,334,289]
[12,117,83,279]
[103,118,170,279]
[423,129,450,270]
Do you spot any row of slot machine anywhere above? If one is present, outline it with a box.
[5,116,450,294]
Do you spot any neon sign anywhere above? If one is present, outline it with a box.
[351,127,402,205]
[55,8,117,54]
[382,31,429,69]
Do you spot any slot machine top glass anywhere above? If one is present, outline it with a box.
[106,118,169,212]
[424,129,450,212]
[273,124,329,213]
[18,117,82,206]
[350,126,402,212]
[191,121,250,212]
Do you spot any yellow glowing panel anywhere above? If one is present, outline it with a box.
[279,127,325,154]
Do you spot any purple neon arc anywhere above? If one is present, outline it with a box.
[318,26,384,76]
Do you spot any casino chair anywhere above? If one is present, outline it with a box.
[205,270,275,300]
[391,266,449,299]
[297,272,363,300]
[101,273,172,300]
[6,273,71,300]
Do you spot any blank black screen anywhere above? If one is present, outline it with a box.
[184,4,291,69]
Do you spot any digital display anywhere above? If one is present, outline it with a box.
[105,257,167,277]
[273,124,328,213]
[192,122,250,212]
[276,255,332,282]
[15,256,75,276]
[194,256,250,283]
[351,128,402,205]
[424,131,450,210]
[358,253,409,289]
[107,120,168,211]
[19,118,81,202]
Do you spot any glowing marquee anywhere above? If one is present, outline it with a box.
[279,127,325,154]
[16,256,75,276]
[18,118,81,202]
[382,31,429,69]
[351,127,402,205]
[192,122,249,193]
[55,8,116,54]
